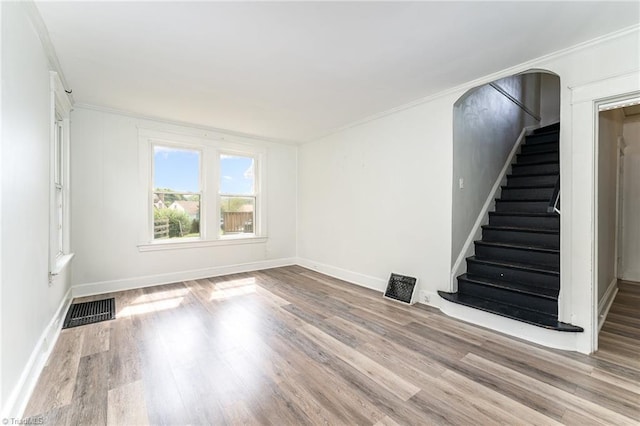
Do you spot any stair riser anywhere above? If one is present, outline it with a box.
[467,261,559,290]
[489,214,559,230]
[501,187,555,200]
[534,124,560,134]
[517,152,559,164]
[511,163,559,175]
[507,174,558,187]
[482,229,559,249]
[475,243,559,268]
[525,133,559,144]
[458,279,558,316]
[521,142,558,154]
[495,200,549,213]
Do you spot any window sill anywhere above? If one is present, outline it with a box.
[51,253,75,275]
[137,236,267,252]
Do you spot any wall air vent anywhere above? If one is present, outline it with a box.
[384,273,418,305]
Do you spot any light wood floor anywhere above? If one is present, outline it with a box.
[24,267,640,425]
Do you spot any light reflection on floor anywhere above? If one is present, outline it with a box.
[117,277,269,394]
[210,277,257,301]
[119,296,184,317]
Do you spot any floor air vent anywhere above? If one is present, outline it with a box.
[384,273,418,304]
[62,298,115,329]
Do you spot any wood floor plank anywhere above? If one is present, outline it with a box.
[24,327,85,414]
[106,380,149,426]
[80,321,110,357]
[297,323,421,401]
[461,352,637,425]
[68,351,109,425]
[374,415,402,426]
[438,369,562,426]
[223,400,262,426]
[23,266,640,425]
[266,331,387,424]
[589,367,640,395]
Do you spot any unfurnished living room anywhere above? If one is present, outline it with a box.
[2,1,640,424]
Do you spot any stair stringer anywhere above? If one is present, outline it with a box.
[436,296,581,351]
[450,125,538,292]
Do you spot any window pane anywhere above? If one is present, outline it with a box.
[220,155,254,195]
[154,193,200,239]
[56,187,63,255]
[220,196,255,235]
[54,121,63,185]
[154,146,200,193]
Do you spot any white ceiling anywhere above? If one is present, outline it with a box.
[37,1,639,143]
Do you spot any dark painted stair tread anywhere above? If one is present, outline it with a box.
[525,134,559,145]
[518,148,558,155]
[512,161,559,168]
[523,141,558,147]
[532,123,560,134]
[459,273,558,299]
[481,225,559,235]
[475,240,559,254]
[502,182,559,189]
[500,184,555,190]
[507,172,558,178]
[437,291,583,332]
[467,256,559,274]
[489,211,559,218]
[522,141,558,150]
[495,198,552,202]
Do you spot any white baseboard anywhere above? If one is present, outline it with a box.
[72,257,297,298]
[1,288,72,419]
[295,257,387,293]
[417,290,442,308]
[598,278,619,331]
[620,271,640,282]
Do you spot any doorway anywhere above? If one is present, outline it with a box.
[596,100,640,338]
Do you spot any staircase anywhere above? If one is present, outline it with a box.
[440,123,583,332]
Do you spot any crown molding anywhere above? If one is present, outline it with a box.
[23,1,75,104]
[73,103,301,146]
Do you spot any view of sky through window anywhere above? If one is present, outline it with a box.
[154,146,200,192]
[220,155,254,195]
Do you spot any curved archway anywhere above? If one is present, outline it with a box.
[451,70,560,269]
[446,70,567,331]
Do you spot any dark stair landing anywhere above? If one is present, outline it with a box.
[440,123,583,332]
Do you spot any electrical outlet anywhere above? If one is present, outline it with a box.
[459,178,464,189]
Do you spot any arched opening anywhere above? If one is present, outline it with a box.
[442,70,576,332]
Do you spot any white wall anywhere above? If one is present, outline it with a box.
[540,73,561,126]
[70,107,297,292]
[451,74,539,264]
[621,115,640,281]
[597,109,624,302]
[1,2,72,416]
[297,98,453,292]
[297,26,640,353]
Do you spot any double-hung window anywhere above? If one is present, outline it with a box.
[49,72,73,278]
[152,145,202,240]
[53,115,64,256]
[139,129,266,250]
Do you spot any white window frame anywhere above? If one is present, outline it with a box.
[49,72,73,279]
[138,128,267,251]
